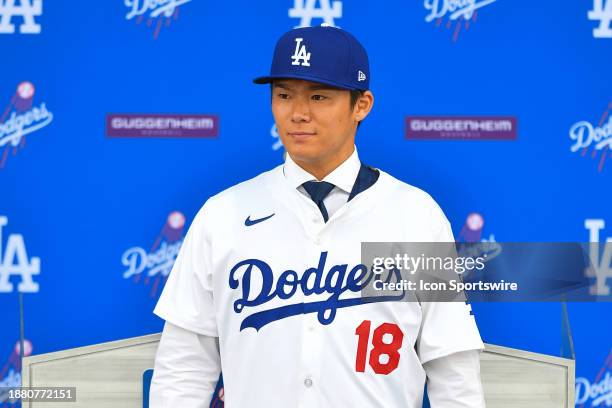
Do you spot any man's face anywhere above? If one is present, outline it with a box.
[271,79,359,166]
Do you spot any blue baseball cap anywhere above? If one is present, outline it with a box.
[253,25,370,91]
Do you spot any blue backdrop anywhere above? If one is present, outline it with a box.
[1,1,610,407]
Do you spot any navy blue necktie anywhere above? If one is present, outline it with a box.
[302,181,335,222]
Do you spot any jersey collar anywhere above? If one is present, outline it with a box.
[283,146,361,194]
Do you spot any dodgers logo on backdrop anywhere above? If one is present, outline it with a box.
[0,82,53,169]
[124,0,190,39]
[575,351,612,407]
[122,211,186,297]
[584,219,612,296]
[0,0,42,34]
[589,0,612,39]
[569,102,612,173]
[289,0,342,28]
[457,212,501,262]
[423,0,497,42]
[210,384,224,408]
[458,212,498,244]
[0,216,40,294]
[0,340,32,407]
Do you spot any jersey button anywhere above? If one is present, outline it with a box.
[304,377,313,388]
[314,237,321,245]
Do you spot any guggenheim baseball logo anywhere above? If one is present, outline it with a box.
[0,216,40,294]
[423,0,497,42]
[122,211,186,297]
[0,81,53,169]
[124,0,190,39]
[106,114,218,138]
[569,101,612,172]
[406,116,517,140]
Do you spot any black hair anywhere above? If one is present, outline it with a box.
[350,89,365,110]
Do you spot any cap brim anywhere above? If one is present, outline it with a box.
[252,73,363,91]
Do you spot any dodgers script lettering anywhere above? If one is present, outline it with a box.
[229,252,405,331]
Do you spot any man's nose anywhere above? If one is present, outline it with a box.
[291,97,311,122]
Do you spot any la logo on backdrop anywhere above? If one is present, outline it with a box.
[569,101,612,173]
[270,124,283,152]
[0,216,40,294]
[124,0,191,39]
[0,0,42,34]
[423,0,497,42]
[0,340,33,407]
[289,0,342,28]
[584,219,611,297]
[122,211,187,297]
[577,220,612,407]
[0,82,53,169]
[589,0,612,39]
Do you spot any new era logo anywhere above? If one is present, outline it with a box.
[358,70,366,82]
[0,0,42,34]
[291,37,311,67]
[589,0,612,38]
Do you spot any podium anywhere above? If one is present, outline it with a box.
[22,333,575,407]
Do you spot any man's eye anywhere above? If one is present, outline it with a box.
[312,95,327,101]
[277,93,290,99]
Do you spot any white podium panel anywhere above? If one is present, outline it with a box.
[22,334,575,407]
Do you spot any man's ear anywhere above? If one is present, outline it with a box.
[354,91,374,123]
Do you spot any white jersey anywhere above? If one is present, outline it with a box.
[154,163,484,408]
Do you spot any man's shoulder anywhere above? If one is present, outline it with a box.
[199,165,283,216]
[377,168,443,211]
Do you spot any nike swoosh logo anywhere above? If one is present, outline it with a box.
[245,213,275,226]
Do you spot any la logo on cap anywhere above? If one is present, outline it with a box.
[291,37,311,67]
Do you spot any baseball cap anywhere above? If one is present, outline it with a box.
[253,25,370,91]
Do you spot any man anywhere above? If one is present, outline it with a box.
[150,25,486,407]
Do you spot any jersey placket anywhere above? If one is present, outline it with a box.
[297,198,331,408]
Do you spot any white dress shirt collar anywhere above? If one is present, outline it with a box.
[283,147,361,194]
